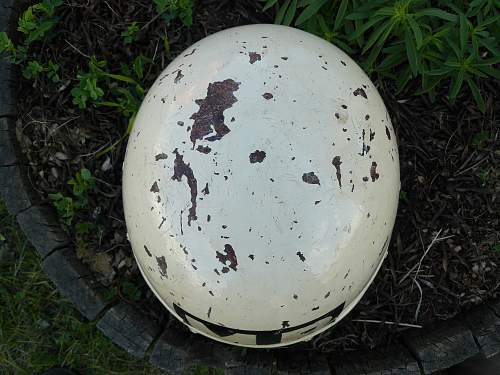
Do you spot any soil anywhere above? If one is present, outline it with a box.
[10,0,500,357]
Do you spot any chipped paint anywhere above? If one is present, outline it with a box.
[216,244,238,271]
[332,156,342,188]
[196,145,212,154]
[174,70,184,84]
[248,52,261,64]
[172,149,198,225]
[370,162,380,181]
[302,172,320,185]
[156,256,168,277]
[249,150,266,163]
[150,181,159,193]
[353,87,367,99]
[155,153,168,161]
[190,79,240,147]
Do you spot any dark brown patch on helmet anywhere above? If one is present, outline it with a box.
[370,162,380,182]
[302,172,320,185]
[296,251,306,262]
[249,150,266,163]
[385,126,391,140]
[262,93,273,100]
[172,149,198,225]
[196,145,212,154]
[144,245,152,257]
[189,79,240,147]
[249,52,261,64]
[216,244,238,271]
[332,156,342,188]
[155,153,168,161]
[353,87,367,99]
[202,183,209,195]
[150,181,159,193]
[174,69,184,84]
[156,256,168,277]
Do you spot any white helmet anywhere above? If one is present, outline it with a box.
[123,24,400,348]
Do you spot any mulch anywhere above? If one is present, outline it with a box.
[11,0,500,356]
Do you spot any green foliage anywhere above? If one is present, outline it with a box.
[493,244,500,252]
[22,60,44,79]
[262,0,500,112]
[48,193,76,225]
[71,55,146,155]
[46,60,60,82]
[121,21,140,44]
[154,0,193,27]
[18,0,62,45]
[0,0,62,80]
[49,168,95,226]
[68,168,95,201]
[71,56,107,108]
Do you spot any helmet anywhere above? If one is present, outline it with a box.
[123,24,400,348]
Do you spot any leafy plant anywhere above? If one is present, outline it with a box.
[262,0,499,112]
[48,193,76,225]
[71,57,107,108]
[154,0,193,27]
[68,168,95,202]
[22,60,44,79]
[121,21,140,44]
[49,168,95,226]
[0,0,62,79]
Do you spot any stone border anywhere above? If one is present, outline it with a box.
[1,2,499,374]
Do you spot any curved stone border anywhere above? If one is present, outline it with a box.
[1,2,499,374]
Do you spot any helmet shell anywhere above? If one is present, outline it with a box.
[123,24,400,348]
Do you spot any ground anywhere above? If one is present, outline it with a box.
[2,0,500,365]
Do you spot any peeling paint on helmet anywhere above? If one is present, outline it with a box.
[122,24,400,349]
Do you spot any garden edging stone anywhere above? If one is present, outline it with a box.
[1,2,500,374]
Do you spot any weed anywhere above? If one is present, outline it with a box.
[0,0,62,66]
[49,168,95,226]
[48,193,76,226]
[121,21,140,44]
[22,60,44,79]
[154,0,193,27]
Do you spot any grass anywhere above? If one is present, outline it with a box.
[0,200,166,375]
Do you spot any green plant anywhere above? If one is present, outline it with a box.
[71,56,107,108]
[48,193,76,225]
[0,0,62,63]
[154,0,193,27]
[22,60,44,79]
[49,168,95,226]
[68,168,95,201]
[121,21,140,44]
[262,0,499,112]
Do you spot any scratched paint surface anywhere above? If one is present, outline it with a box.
[122,25,400,348]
